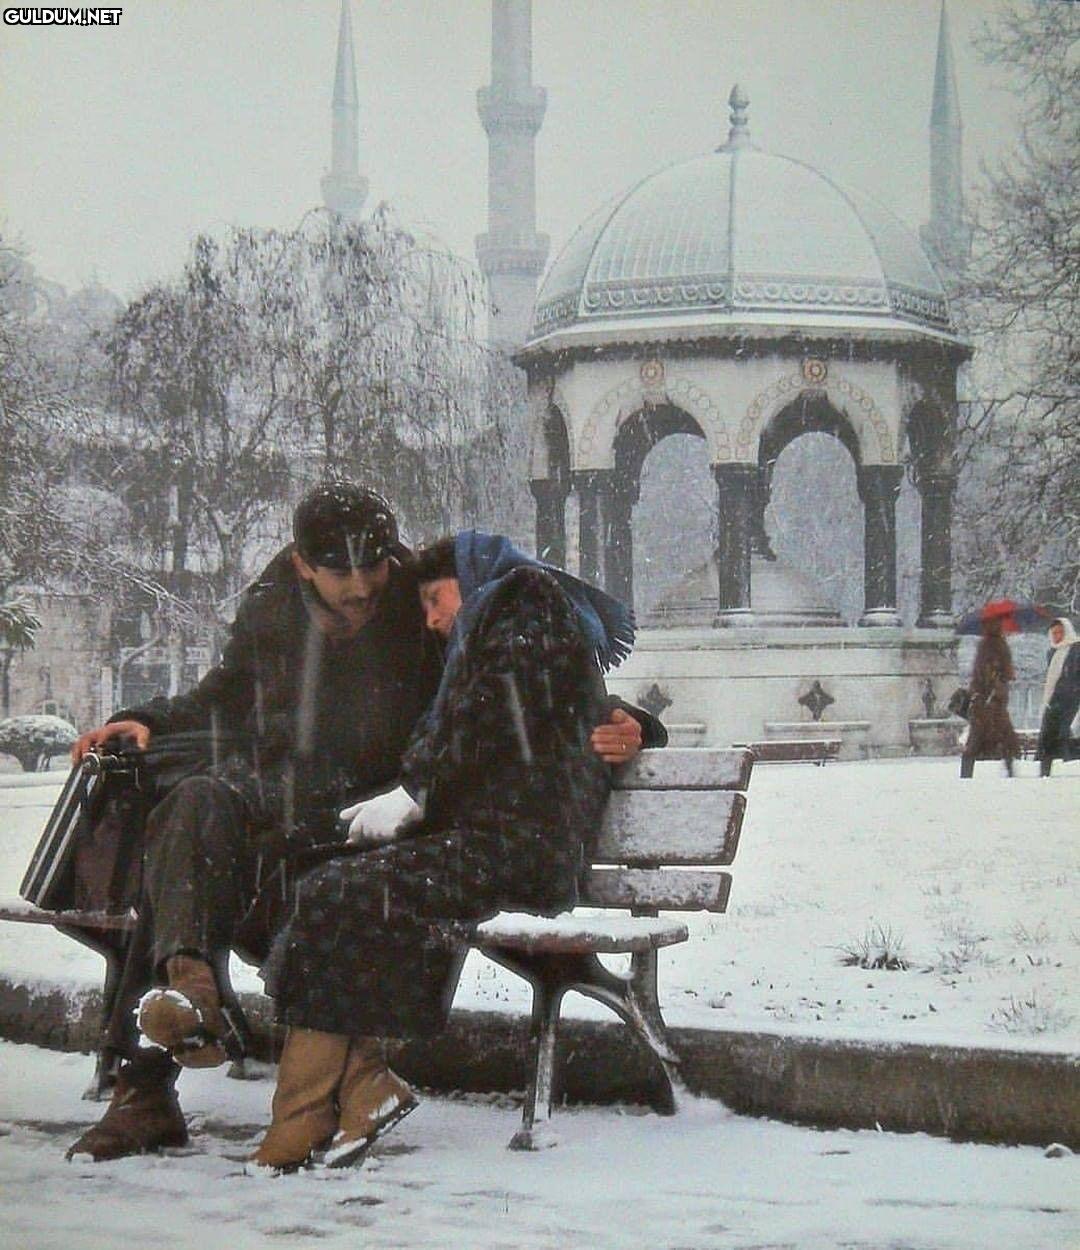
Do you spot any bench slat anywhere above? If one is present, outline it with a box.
[613,748,752,791]
[476,911,688,955]
[595,791,744,865]
[584,868,732,912]
[0,900,137,931]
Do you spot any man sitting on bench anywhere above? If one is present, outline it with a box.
[63,491,651,1162]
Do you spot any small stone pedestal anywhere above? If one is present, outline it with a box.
[909,718,963,756]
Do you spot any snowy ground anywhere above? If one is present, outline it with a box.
[0,760,1077,1248]
[0,1041,1076,1250]
[1,758,1076,1049]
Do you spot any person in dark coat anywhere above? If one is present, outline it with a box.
[64,484,442,1161]
[64,490,653,1163]
[253,532,660,1170]
[1036,617,1080,776]
[960,605,1022,778]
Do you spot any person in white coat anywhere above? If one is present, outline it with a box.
[1037,617,1080,776]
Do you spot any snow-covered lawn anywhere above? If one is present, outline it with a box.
[1,758,1075,1049]
[0,1041,1075,1250]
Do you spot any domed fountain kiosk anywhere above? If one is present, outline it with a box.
[516,89,970,757]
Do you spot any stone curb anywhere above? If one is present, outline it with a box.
[1,976,1076,1149]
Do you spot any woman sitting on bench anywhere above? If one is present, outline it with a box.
[253,531,656,1171]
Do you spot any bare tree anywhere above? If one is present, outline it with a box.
[955,0,1079,610]
[249,208,528,543]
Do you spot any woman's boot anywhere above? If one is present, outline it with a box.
[325,1037,417,1168]
[251,1028,349,1170]
[959,754,974,779]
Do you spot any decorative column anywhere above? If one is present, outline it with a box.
[713,464,756,625]
[600,469,636,609]
[857,465,904,626]
[917,473,956,627]
[573,470,603,586]
[530,477,569,567]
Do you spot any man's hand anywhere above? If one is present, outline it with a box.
[340,785,422,845]
[71,719,151,763]
[590,706,643,765]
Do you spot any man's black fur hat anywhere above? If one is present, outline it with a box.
[293,483,402,570]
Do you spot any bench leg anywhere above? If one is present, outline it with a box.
[56,925,130,1101]
[570,950,687,1116]
[510,969,567,1151]
[482,946,688,1136]
[85,945,126,1101]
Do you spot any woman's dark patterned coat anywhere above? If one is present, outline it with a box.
[265,567,612,1039]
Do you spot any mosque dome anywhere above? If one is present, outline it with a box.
[528,88,954,347]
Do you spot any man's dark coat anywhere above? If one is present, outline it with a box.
[121,548,443,844]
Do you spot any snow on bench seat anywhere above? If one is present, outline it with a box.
[475,911,689,956]
[0,895,137,930]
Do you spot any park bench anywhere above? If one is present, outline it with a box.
[1015,729,1039,758]
[0,754,255,1095]
[474,746,753,1149]
[1,747,754,1150]
[735,738,840,766]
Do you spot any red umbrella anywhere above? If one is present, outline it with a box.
[981,599,1020,634]
[955,599,1053,635]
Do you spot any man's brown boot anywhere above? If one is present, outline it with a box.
[137,954,227,1069]
[66,1062,187,1161]
[251,1028,350,1171]
[324,1037,417,1169]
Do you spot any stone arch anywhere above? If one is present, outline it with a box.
[758,391,862,471]
[613,403,708,486]
[736,371,895,464]
[577,369,729,468]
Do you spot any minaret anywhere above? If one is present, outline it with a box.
[321,0,368,220]
[475,0,549,349]
[920,0,969,272]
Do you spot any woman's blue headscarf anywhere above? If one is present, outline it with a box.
[451,530,634,673]
[402,531,635,797]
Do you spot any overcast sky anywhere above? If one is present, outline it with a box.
[0,0,1021,298]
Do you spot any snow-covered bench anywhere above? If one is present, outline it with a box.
[735,738,840,766]
[2,747,753,1142]
[473,746,753,1149]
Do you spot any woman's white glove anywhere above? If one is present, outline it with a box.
[340,785,422,844]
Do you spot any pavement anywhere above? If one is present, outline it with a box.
[1,1041,1077,1250]
[1,969,1077,1151]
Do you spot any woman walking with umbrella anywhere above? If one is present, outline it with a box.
[960,601,1022,778]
